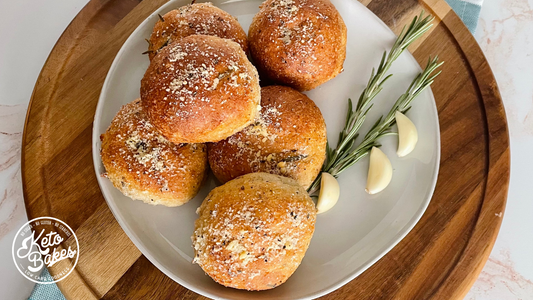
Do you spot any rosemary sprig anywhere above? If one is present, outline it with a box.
[308,56,443,195]
[321,11,434,183]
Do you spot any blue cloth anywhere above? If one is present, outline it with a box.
[26,0,482,298]
[28,268,66,300]
[445,0,483,33]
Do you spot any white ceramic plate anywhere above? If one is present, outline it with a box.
[92,0,440,299]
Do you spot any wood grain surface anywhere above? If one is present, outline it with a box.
[21,0,510,299]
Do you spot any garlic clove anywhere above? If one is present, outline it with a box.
[317,172,340,214]
[365,147,393,195]
[395,111,418,157]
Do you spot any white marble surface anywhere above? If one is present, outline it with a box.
[0,0,531,299]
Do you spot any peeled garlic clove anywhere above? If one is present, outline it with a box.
[395,111,418,157]
[317,172,340,214]
[365,147,393,195]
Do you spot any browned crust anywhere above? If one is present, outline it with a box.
[248,0,347,91]
[141,35,261,144]
[207,85,326,188]
[192,173,317,290]
[148,2,248,60]
[100,99,208,206]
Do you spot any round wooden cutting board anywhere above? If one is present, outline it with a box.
[21,0,510,299]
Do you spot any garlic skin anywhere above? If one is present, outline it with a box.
[395,111,418,157]
[365,147,393,194]
[317,172,340,214]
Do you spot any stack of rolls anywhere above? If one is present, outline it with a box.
[100,0,346,292]
[101,4,260,206]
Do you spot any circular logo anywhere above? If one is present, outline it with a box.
[12,217,79,284]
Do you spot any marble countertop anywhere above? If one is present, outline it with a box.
[0,0,531,299]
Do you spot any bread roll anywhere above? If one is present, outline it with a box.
[100,99,208,206]
[147,3,248,60]
[249,0,347,91]
[141,35,261,144]
[208,85,326,188]
[193,173,317,290]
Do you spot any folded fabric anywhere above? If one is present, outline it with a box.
[28,268,66,300]
[446,0,483,33]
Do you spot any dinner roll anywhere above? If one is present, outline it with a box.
[141,35,261,144]
[100,99,208,206]
[193,173,317,290]
[147,3,248,60]
[208,85,326,189]
[248,0,347,91]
